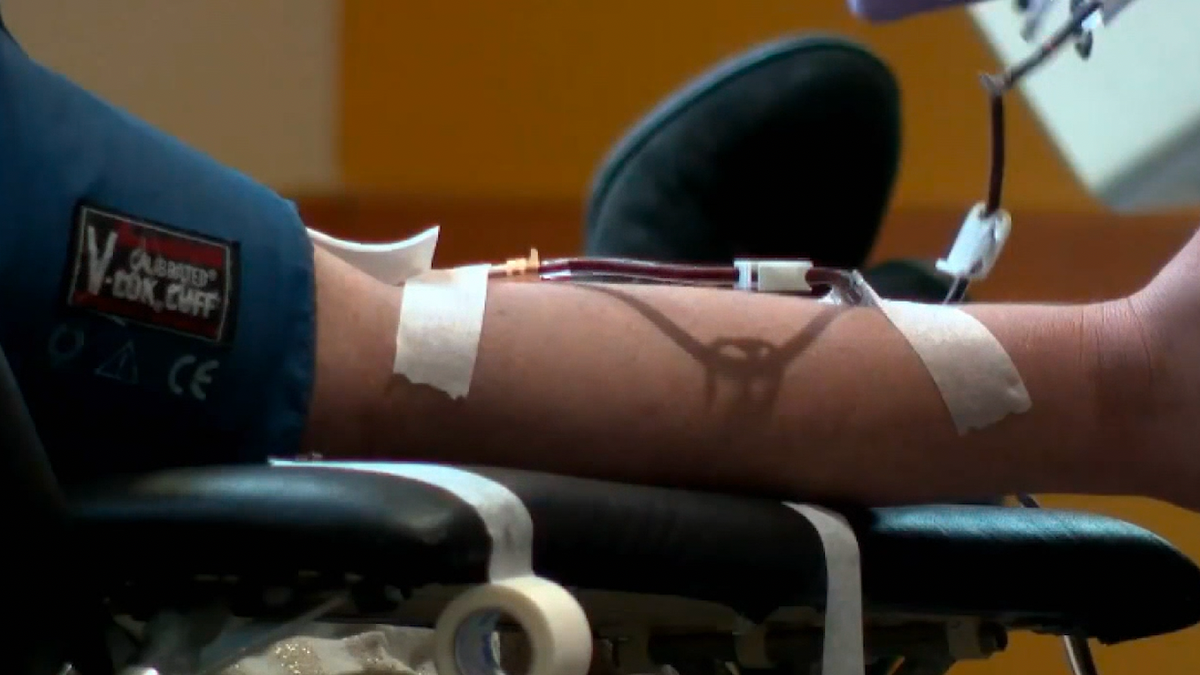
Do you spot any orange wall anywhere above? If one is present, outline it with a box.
[340,1,1099,213]
[336,3,1200,674]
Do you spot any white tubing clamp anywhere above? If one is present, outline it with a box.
[935,203,1012,283]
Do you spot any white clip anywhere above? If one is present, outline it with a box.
[935,203,1012,282]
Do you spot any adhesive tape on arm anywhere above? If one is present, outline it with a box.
[394,264,491,399]
[272,461,593,675]
[878,300,1031,435]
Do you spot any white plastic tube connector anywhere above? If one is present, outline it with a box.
[734,259,813,293]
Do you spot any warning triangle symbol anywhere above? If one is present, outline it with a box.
[95,340,139,385]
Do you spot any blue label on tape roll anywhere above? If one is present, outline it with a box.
[454,610,505,675]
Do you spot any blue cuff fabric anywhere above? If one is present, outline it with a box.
[0,26,316,479]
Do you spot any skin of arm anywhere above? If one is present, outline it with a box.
[302,247,1159,506]
[299,0,1167,505]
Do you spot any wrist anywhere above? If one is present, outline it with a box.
[1081,298,1169,493]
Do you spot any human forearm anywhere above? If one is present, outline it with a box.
[305,250,1154,505]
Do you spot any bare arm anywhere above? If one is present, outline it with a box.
[303,247,1155,505]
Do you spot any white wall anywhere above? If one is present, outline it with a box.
[971,0,1200,212]
[3,0,341,192]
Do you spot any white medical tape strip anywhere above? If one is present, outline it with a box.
[307,226,440,285]
[783,503,864,675]
[274,460,533,577]
[877,300,1032,435]
[271,460,593,675]
[394,264,491,399]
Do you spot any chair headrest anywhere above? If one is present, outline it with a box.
[586,35,901,270]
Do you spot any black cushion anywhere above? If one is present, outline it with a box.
[586,35,900,269]
[71,464,1200,645]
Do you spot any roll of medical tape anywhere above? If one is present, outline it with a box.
[272,460,594,675]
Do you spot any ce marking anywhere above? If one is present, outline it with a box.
[168,355,220,401]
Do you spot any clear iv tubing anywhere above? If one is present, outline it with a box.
[481,7,1103,674]
[944,7,1104,674]
[490,257,871,304]
[510,261,1098,675]
[494,4,1102,672]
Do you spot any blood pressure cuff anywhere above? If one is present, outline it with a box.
[0,25,316,480]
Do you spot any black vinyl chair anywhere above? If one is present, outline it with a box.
[6,33,1200,675]
[4,321,1199,674]
[2,343,112,675]
[3,343,72,675]
[5,339,1200,675]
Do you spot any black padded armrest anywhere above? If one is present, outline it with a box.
[70,464,1200,645]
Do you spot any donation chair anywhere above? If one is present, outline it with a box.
[11,34,1200,675]
[586,35,898,271]
[7,335,1200,675]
